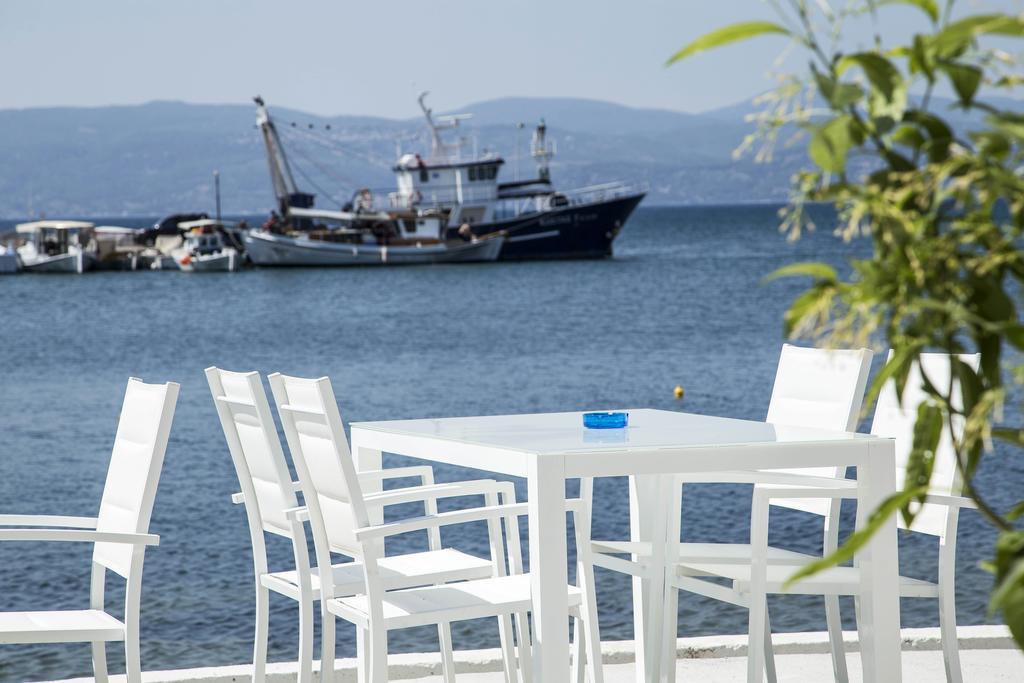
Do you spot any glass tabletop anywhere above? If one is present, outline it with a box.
[351,408,878,455]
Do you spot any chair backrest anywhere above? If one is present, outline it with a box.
[870,351,979,536]
[764,344,873,515]
[93,378,179,579]
[206,367,299,538]
[268,373,370,568]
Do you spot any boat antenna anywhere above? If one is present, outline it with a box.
[213,170,221,223]
[418,91,444,160]
[254,95,300,209]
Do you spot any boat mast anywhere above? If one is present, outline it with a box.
[531,118,554,183]
[418,91,445,161]
[254,96,299,209]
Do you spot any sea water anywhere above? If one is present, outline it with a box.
[0,204,1018,681]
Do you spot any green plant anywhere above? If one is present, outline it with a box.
[670,0,1024,646]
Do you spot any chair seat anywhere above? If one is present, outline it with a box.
[674,556,938,598]
[264,548,494,601]
[0,609,125,644]
[330,573,583,630]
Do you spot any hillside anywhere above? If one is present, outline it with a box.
[0,94,1006,218]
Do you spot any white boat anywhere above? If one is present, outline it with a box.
[173,219,242,272]
[94,225,147,270]
[247,98,505,267]
[245,208,505,266]
[15,221,98,273]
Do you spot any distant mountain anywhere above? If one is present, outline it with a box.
[0,94,1012,219]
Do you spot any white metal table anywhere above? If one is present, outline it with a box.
[350,408,900,682]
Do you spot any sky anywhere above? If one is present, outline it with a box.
[1,0,1021,118]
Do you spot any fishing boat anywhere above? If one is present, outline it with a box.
[15,221,98,273]
[251,93,644,263]
[173,219,243,272]
[245,208,504,266]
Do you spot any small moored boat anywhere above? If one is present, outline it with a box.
[174,219,243,272]
[15,221,98,273]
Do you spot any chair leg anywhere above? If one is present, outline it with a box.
[368,628,388,683]
[253,585,269,683]
[499,615,519,683]
[91,641,109,683]
[439,623,457,683]
[747,593,769,683]
[763,608,777,683]
[939,585,963,683]
[356,627,369,683]
[514,611,533,683]
[571,616,585,683]
[581,601,604,683]
[296,593,314,683]
[124,627,142,683]
[321,605,336,683]
[825,595,849,683]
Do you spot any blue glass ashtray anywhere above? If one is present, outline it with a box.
[583,411,629,429]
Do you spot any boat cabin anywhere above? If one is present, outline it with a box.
[179,219,233,255]
[15,221,95,255]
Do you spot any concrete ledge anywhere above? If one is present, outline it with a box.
[49,625,1016,682]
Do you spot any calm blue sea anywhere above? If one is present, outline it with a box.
[0,205,1018,682]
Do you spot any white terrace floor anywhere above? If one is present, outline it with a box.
[51,626,1023,683]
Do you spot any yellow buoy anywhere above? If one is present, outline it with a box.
[674,385,685,400]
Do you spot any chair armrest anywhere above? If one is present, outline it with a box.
[283,506,310,523]
[355,503,529,541]
[0,529,159,545]
[363,480,509,507]
[923,493,977,509]
[358,466,434,485]
[355,496,579,542]
[0,515,98,528]
[755,486,859,501]
[233,480,305,504]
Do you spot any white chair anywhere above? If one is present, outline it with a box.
[586,343,873,682]
[206,367,507,683]
[673,352,979,683]
[268,372,604,683]
[0,377,179,683]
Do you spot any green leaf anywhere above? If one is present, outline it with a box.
[763,261,838,283]
[988,531,1024,648]
[838,53,904,103]
[1006,325,1024,351]
[809,115,854,173]
[938,61,983,106]
[865,344,921,410]
[667,22,791,64]
[785,487,923,589]
[902,402,943,525]
[1007,501,1024,523]
[934,14,1024,57]
[993,427,1024,447]
[877,0,940,23]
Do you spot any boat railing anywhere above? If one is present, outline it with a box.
[385,185,500,209]
[557,181,648,207]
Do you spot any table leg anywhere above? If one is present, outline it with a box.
[857,439,901,683]
[529,454,570,682]
[630,474,670,682]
